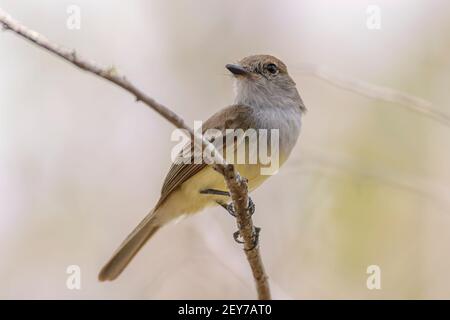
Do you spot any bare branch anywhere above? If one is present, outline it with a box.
[297,63,450,127]
[0,8,271,299]
[214,165,271,299]
[196,215,292,299]
[291,146,450,216]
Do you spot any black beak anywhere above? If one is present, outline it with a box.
[226,64,248,76]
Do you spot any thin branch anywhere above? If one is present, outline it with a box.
[214,165,271,299]
[0,8,270,300]
[290,146,450,216]
[297,63,450,127]
[196,215,292,299]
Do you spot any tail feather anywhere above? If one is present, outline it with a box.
[98,210,161,281]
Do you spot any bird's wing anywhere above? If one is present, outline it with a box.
[98,104,255,281]
[154,104,254,209]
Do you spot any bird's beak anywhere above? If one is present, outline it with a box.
[226,64,249,77]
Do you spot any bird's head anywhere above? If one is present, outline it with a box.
[226,54,305,112]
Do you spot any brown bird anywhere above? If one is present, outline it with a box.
[99,54,306,281]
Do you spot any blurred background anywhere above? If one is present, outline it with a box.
[1,0,450,299]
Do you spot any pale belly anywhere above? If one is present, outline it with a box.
[159,155,289,220]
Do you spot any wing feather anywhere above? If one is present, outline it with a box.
[154,105,254,209]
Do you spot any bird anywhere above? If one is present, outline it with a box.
[99,54,306,281]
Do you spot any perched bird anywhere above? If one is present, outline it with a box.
[99,54,306,281]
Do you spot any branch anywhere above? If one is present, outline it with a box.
[214,165,271,299]
[0,8,271,300]
[292,146,450,216]
[196,214,292,299]
[297,63,450,128]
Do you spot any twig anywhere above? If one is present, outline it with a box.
[196,215,292,299]
[0,8,271,300]
[297,63,450,128]
[214,164,271,299]
[291,146,450,216]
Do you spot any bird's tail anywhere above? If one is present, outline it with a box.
[98,209,161,281]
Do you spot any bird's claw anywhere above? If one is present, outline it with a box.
[215,194,258,249]
[233,230,244,244]
[218,197,255,217]
[247,197,255,216]
[220,202,236,217]
[233,226,261,250]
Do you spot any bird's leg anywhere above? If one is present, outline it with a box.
[230,200,259,248]
[215,197,255,217]
[200,188,236,217]
[218,201,236,217]
[200,188,258,248]
[199,189,230,197]
[199,188,255,215]
[219,199,258,248]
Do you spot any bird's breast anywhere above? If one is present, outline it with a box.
[254,105,302,164]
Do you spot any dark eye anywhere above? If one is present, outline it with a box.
[266,63,278,74]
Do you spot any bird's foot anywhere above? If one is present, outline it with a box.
[204,188,257,248]
[248,197,255,216]
[220,202,236,217]
[233,227,261,250]
[216,197,255,217]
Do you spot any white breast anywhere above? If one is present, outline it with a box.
[254,104,302,164]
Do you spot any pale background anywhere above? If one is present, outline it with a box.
[1,0,450,299]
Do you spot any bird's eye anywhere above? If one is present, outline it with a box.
[266,63,278,74]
